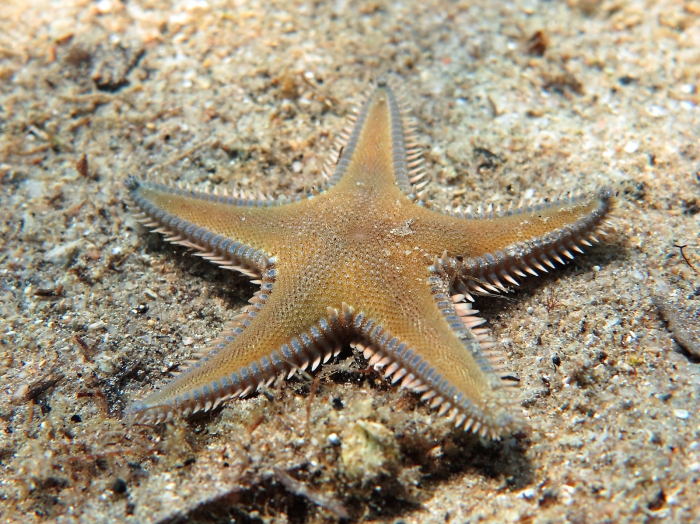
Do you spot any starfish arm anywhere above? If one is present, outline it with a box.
[344,271,519,439]
[323,82,426,197]
[421,188,615,295]
[126,265,347,422]
[126,176,322,275]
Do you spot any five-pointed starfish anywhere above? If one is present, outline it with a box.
[126,82,614,438]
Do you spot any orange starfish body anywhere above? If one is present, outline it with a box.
[126,82,613,438]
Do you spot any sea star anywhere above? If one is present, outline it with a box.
[126,82,614,438]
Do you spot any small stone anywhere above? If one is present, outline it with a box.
[518,488,536,500]
[110,478,128,495]
[88,321,107,331]
[623,140,639,153]
[673,409,690,420]
[646,104,667,117]
[328,433,341,446]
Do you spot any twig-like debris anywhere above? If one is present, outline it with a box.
[34,285,64,298]
[674,244,699,274]
[273,467,349,519]
[76,153,89,177]
[26,373,65,401]
[74,335,95,359]
[544,288,561,314]
[336,146,344,165]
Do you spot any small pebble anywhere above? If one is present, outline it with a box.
[646,104,667,117]
[88,320,107,331]
[328,433,341,446]
[110,478,128,494]
[517,488,536,500]
[623,140,639,153]
[674,409,690,420]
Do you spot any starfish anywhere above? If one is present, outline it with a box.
[126,82,614,438]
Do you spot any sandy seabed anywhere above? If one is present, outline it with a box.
[1,0,699,522]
